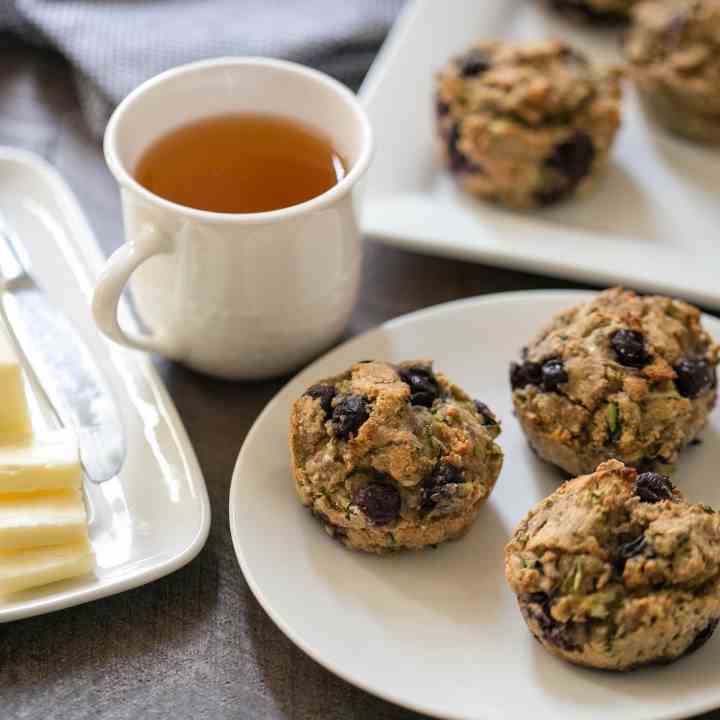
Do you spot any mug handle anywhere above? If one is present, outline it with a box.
[92,224,183,360]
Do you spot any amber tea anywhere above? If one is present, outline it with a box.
[134,113,345,213]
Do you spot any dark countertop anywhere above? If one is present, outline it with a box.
[1,44,718,720]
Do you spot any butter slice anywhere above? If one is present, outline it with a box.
[0,539,94,594]
[0,327,31,440]
[0,490,88,550]
[0,430,82,494]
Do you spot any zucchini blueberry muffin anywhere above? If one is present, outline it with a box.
[547,0,642,23]
[435,39,622,208]
[511,288,718,476]
[289,360,503,554]
[505,460,720,670]
[625,0,720,144]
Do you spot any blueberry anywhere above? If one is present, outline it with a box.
[613,535,647,574]
[354,483,401,525]
[549,132,596,182]
[525,592,578,651]
[420,463,464,513]
[541,359,569,392]
[434,463,464,486]
[634,472,675,503]
[550,0,627,23]
[305,384,336,418]
[510,360,542,390]
[684,618,720,657]
[447,124,482,174]
[458,49,491,78]
[399,366,440,408]
[509,363,524,389]
[331,395,370,439]
[611,330,650,368]
[474,400,499,426]
[541,131,596,203]
[447,124,465,171]
[665,9,690,46]
[674,358,716,399]
[535,187,569,207]
[619,535,647,559]
[527,363,543,385]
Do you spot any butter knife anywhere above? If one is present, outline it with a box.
[0,211,125,483]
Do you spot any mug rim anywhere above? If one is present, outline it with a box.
[103,56,373,225]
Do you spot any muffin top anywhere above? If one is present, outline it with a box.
[513,287,718,405]
[290,360,503,526]
[509,288,718,474]
[626,0,720,86]
[437,39,621,127]
[506,460,720,599]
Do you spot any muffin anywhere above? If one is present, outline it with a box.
[625,0,720,143]
[435,39,622,208]
[289,360,503,553]
[511,288,718,476]
[505,460,720,670]
[548,0,642,22]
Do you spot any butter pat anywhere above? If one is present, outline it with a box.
[0,540,94,594]
[0,429,82,494]
[0,327,31,440]
[0,489,88,550]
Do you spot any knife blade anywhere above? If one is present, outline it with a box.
[0,210,125,483]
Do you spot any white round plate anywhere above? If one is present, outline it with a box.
[229,291,720,720]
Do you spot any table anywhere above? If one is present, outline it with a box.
[2,43,717,720]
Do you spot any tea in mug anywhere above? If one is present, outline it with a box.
[134,113,346,213]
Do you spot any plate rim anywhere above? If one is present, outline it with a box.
[0,146,211,623]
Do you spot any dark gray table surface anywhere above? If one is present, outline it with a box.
[2,44,718,720]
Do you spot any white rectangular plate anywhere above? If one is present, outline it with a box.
[360,0,719,309]
[0,147,210,622]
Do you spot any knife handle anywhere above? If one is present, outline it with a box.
[92,225,183,360]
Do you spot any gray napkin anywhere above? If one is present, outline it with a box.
[3,0,405,136]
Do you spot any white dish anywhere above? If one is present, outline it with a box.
[0,147,210,623]
[359,0,720,309]
[230,290,720,720]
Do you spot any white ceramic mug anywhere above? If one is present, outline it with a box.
[93,57,372,380]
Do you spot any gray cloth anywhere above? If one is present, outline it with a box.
[3,0,405,136]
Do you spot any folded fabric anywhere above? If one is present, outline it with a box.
[3,0,405,135]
